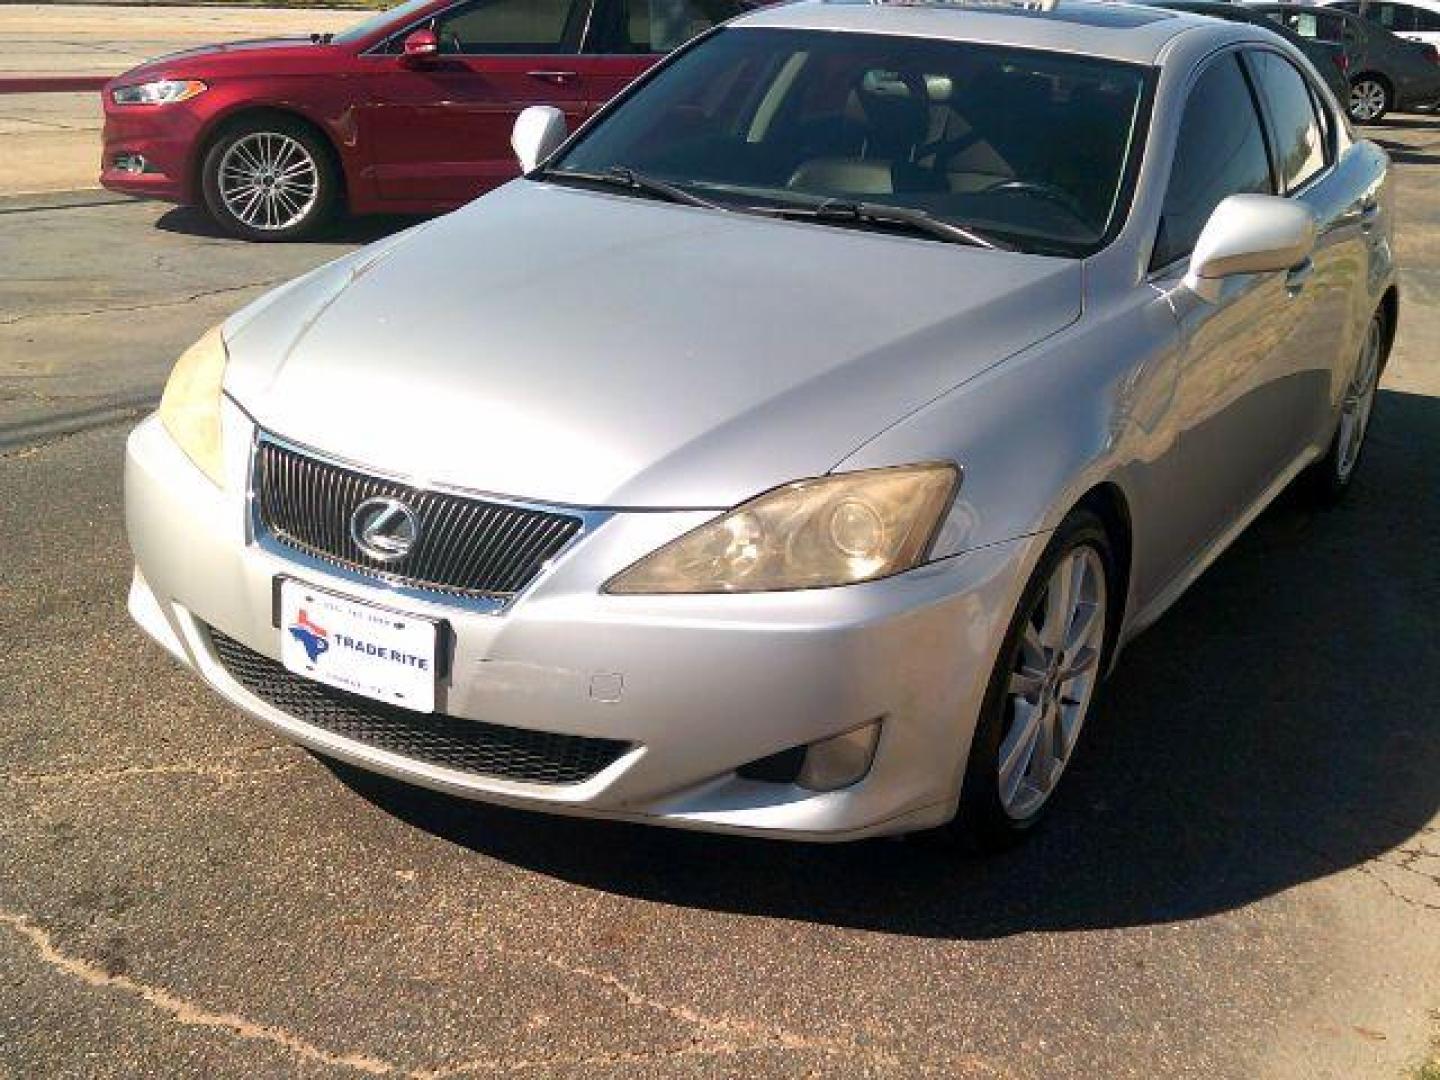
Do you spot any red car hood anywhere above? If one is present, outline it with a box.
[107,38,324,86]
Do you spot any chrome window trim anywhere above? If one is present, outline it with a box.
[245,428,613,616]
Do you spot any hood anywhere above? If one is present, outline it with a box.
[110,38,320,84]
[225,181,1082,509]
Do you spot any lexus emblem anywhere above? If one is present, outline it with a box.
[350,496,420,562]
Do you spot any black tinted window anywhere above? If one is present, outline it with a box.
[590,0,741,53]
[434,0,582,53]
[553,28,1150,255]
[1272,9,1345,43]
[1357,2,1415,30]
[1153,56,1272,268]
[1248,51,1327,192]
[1415,6,1440,29]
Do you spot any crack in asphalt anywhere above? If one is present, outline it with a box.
[0,278,286,325]
[480,936,903,1069]
[0,912,398,1076]
[0,748,300,788]
[0,910,926,1077]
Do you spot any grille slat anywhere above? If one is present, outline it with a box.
[210,629,630,785]
[255,441,583,601]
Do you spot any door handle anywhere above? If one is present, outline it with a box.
[1359,200,1380,232]
[1285,258,1314,297]
[526,70,578,85]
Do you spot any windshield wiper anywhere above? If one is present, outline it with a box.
[753,199,1009,251]
[542,165,727,212]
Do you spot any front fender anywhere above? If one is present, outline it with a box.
[836,287,1182,593]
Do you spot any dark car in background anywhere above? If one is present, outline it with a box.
[1143,0,1352,101]
[101,0,748,239]
[1251,2,1440,120]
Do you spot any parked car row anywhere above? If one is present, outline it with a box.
[126,0,1398,846]
[100,0,1438,239]
[1274,0,1440,120]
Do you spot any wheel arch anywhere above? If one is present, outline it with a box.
[1071,482,1134,670]
[1378,284,1398,371]
[190,105,348,209]
[1349,69,1393,98]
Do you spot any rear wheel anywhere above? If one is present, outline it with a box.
[1348,75,1391,123]
[953,510,1114,850]
[201,115,338,241]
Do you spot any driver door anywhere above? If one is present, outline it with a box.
[1148,52,1315,578]
[361,0,592,205]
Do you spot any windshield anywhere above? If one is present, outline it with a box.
[549,28,1152,255]
[332,0,435,45]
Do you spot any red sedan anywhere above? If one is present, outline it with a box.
[101,0,745,239]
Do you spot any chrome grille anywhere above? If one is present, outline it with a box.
[254,440,583,599]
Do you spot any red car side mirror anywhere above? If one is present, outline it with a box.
[401,28,439,63]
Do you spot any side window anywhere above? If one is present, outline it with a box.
[1317,13,1347,43]
[433,0,583,54]
[590,0,741,54]
[1247,51,1328,192]
[1415,6,1440,29]
[1361,2,1414,31]
[1152,56,1273,270]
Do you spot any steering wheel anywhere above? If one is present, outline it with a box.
[978,179,1093,229]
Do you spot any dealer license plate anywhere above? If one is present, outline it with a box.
[279,579,437,713]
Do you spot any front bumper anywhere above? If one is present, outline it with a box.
[99,99,206,202]
[125,411,1038,840]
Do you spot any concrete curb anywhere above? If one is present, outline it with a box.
[0,75,109,93]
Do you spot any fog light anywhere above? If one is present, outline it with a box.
[796,720,882,792]
[113,153,147,173]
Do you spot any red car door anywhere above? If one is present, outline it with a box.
[581,0,749,114]
[360,0,592,206]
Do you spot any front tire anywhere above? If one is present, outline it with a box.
[200,116,338,241]
[953,510,1115,851]
[1348,75,1391,123]
[1304,310,1385,505]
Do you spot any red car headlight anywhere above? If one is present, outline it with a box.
[111,79,208,106]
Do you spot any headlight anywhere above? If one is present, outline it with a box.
[159,324,228,487]
[111,79,207,106]
[606,464,958,594]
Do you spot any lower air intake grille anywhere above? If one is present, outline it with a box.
[209,629,629,785]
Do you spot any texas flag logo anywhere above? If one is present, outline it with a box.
[288,609,330,663]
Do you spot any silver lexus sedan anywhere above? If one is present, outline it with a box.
[126,0,1396,847]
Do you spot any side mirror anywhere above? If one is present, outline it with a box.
[401,28,438,64]
[1184,194,1317,303]
[511,105,568,173]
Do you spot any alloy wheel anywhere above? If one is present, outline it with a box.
[1336,316,1382,482]
[217,131,320,232]
[1349,80,1387,122]
[998,545,1108,820]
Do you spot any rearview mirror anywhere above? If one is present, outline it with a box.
[401,28,438,64]
[1184,194,1317,303]
[512,105,568,174]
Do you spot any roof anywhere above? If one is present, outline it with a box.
[730,0,1232,64]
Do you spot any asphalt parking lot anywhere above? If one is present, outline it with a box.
[2,113,1440,1080]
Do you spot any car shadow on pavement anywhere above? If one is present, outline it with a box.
[1368,114,1440,131]
[153,205,424,244]
[328,388,1440,940]
[1369,138,1440,167]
